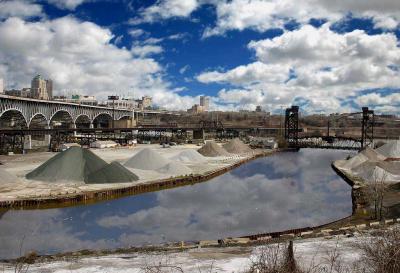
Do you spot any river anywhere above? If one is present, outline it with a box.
[0,148,354,259]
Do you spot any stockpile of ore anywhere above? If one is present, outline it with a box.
[0,167,20,184]
[157,161,192,176]
[26,146,138,183]
[197,141,231,157]
[87,161,139,183]
[376,140,400,158]
[338,140,400,184]
[223,138,252,154]
[172,150,206,163]
[124,148,169,170]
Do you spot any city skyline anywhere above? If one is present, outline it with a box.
[0,1,399,114]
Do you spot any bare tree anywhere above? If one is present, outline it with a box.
[366,170,388,220]
[355,226,400,273]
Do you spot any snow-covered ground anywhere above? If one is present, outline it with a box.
[0,234,367,273]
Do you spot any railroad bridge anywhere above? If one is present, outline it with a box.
[0,94,133,128]
[284,106,375,150]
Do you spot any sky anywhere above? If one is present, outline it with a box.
[0,0,399,114]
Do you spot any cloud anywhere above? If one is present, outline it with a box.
[197,24,400,113]
[0,0,43,20]
[179,65,190,74]
[355,92,400,107]
[46,0,89,10]
[128,28,146,38]
[134,0,400,37]
[137,0,200,23]
[0,16,197,110]
[197,62,290,85]
[131,44,163,57]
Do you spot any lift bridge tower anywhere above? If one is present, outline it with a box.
[361,107,374,149]
[284,105,299,147]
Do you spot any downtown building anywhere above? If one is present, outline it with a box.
[31,75,53,100]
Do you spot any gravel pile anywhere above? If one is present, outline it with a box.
[0,167,20,184]
[124,148,169,170]
[361,147,386,161]
[376,140,400,158]
[26,146,138,184]
[223,138,252,154]
[87,161,139,183]
[352,161,400,183]
[172,150,206,163]
[26,146,108,183]
[340,153,368,170]
[157,161,192,176]
[197,141,231,157]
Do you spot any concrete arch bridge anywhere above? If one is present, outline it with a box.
[0,95,133,129]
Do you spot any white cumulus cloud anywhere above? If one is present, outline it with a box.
[46,0,89,10]
[197,24,400,113]
[0,0,43,20]
[0,16,197,110]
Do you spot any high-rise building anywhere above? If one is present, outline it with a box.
[46,79,53,99]
[200,95,209,111]
[141,96,152,109]
[31,75,52,100]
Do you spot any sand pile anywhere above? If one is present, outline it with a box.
[124,148,169,170]
[0,167,20,184]
[26,146,108,183]
[172,150,206,163]
[352,161,400,183]
[157,161,192,176]
[223,138,252,154]
[376,140,400,158]
[361,147,387,161]
[197,141,230,157]
[340,153,368,170]
[87,161,138,183]
[26,146,138,184]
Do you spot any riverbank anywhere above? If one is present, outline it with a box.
[1,220,399,272]
[0,145,282,209]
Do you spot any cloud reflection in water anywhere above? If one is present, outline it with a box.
[0,149,353,259]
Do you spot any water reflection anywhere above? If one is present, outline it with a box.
[0,149,353,259]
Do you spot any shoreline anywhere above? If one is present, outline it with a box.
[0,149,287,209]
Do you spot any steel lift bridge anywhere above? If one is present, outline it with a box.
[285,106,375,150]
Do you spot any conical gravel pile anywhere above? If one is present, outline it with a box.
[223,138,252,154]
[0,167,20,184]
[361,147,386,161]
[87,161,139,184]
[341,153,368,170]
[157,161,192,176]
[172,149,206,163]
[26,146,108,183]
[197,141,230,157]
[376,140,400,158]
[124,148,169,170]
[352,161,400,183]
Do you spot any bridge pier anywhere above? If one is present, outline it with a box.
[23,134,32,150]
[44,125,51,147]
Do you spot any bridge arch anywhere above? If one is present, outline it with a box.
[75,114,92,128]
[118,115,132,120]
[93,113,112,128]
[28,113,48,128]
[49,110,74,128]
[0,108,28,129]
